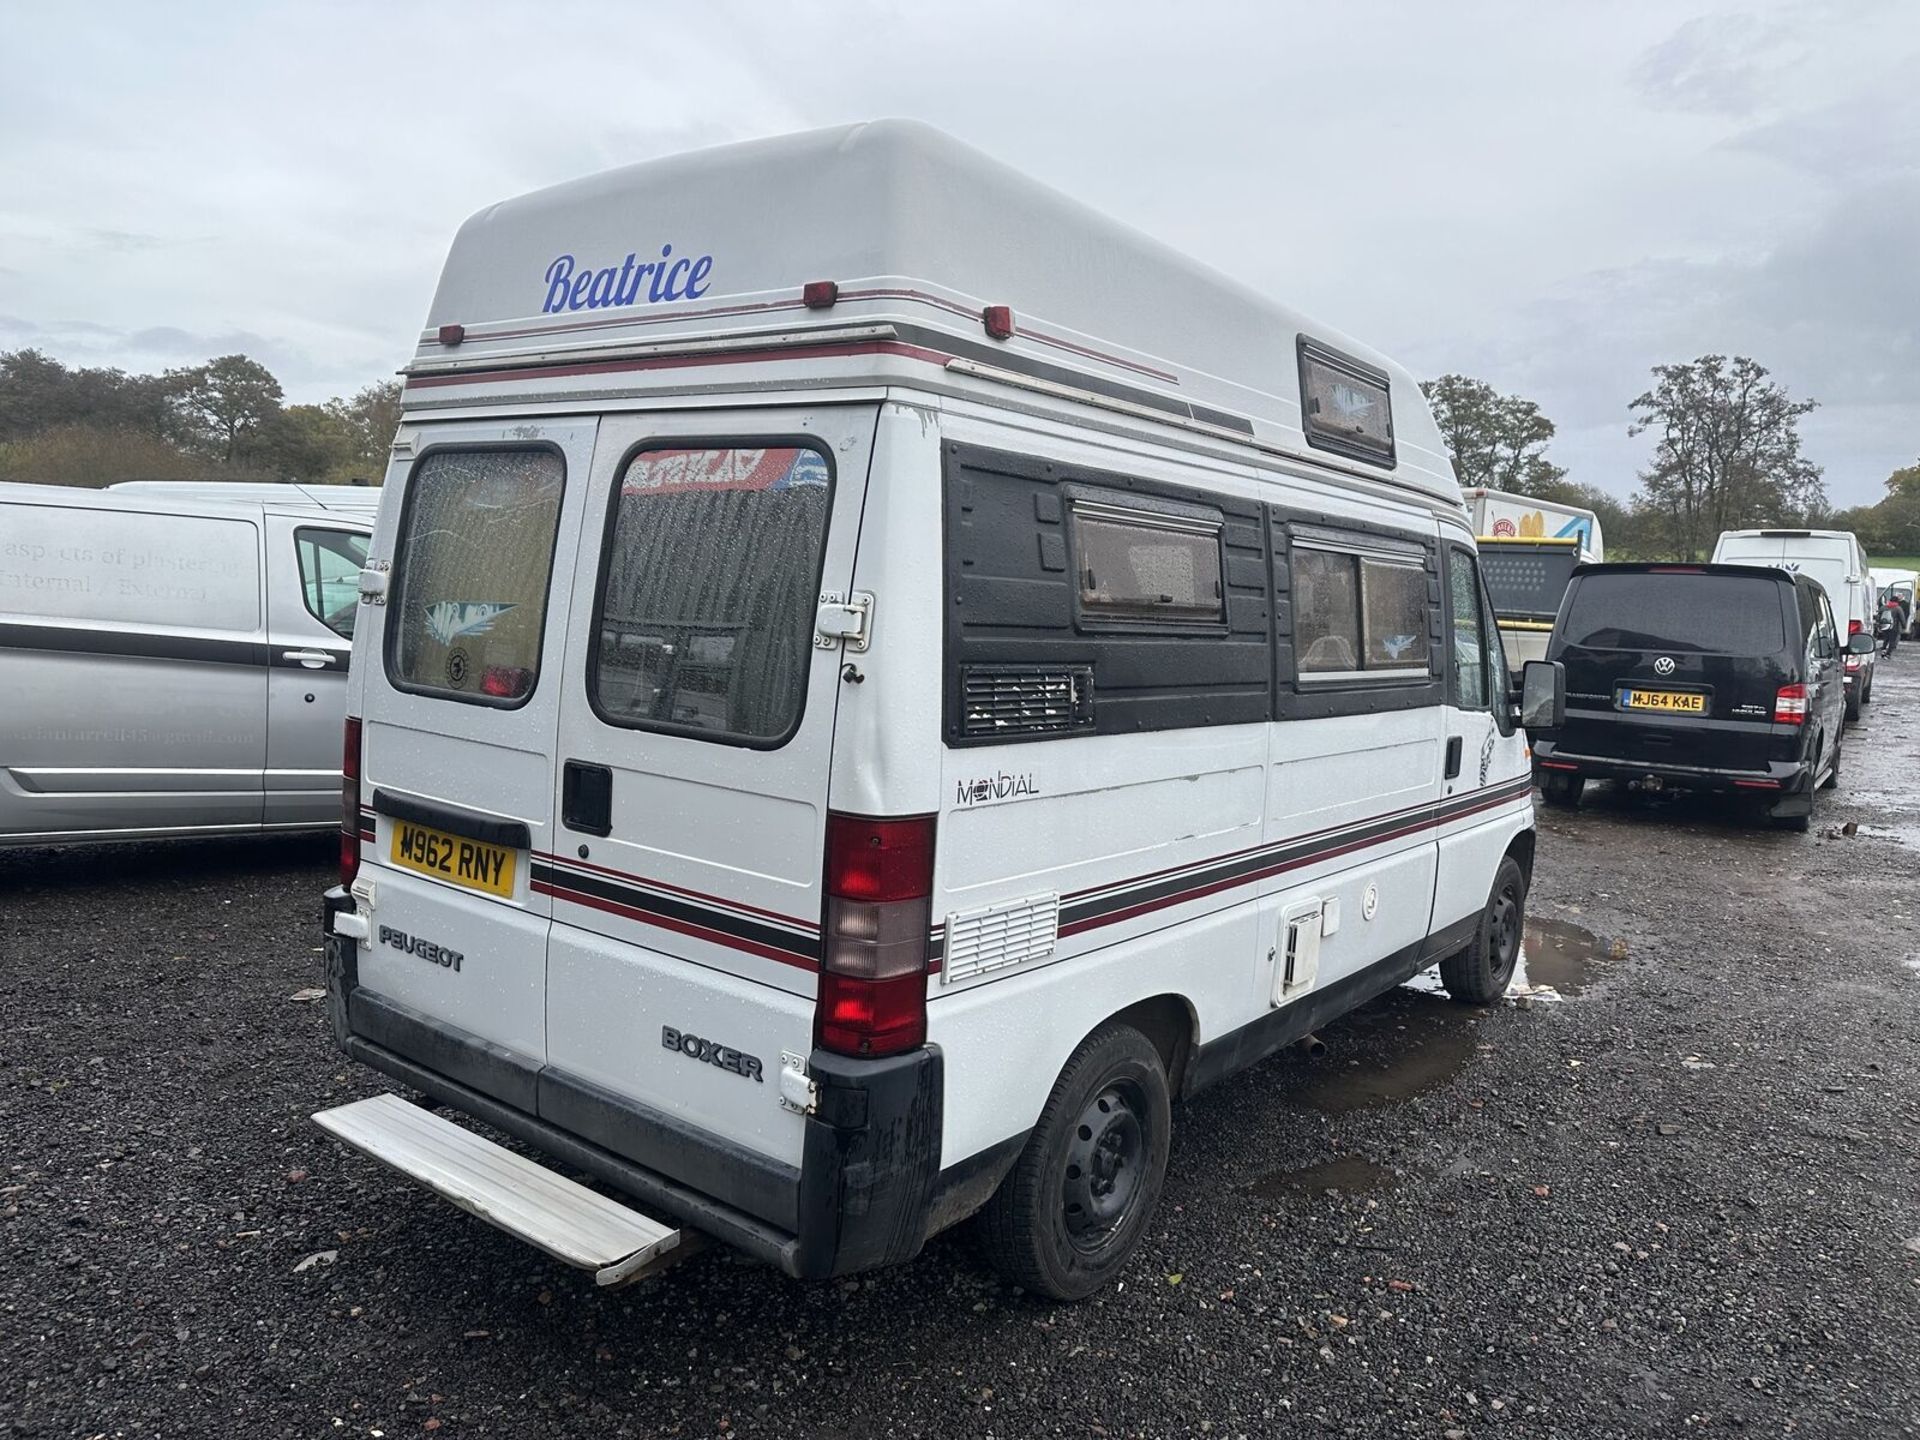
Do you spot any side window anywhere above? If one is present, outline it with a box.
[1294,544,1431,677]
[1068,498,1224,629]
[1815,593,1838,657]
[387,448,566,706]
[295,527,369,640]
[1448,549,1493,710]
[589,443,832,746]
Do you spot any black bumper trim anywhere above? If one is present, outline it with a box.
[337,1029,805,1275]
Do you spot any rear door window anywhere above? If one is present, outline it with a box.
[386,448,566,706]
[1561,574,1786,654]
[588,443,832,746]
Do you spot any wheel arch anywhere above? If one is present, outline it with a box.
[1504,826,1537,887]
[1103,993,1199,1099]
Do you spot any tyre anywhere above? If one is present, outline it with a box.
[1821,734,1841,790]
[1844,687,1861,723]
[1542,772,1584,808]
[1773,809,1811,833]
[1861,667,1874,704]
[1440,854,1528,1004]
[978,1024,1172,1301]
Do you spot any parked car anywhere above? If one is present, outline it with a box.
[0,482,372,846]
[1711,529,1876,720]
[312,119,1562,1302]
[1530,562,1868,831]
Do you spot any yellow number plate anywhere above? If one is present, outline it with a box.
[390,821,517,897]
[1619,688,1705,714]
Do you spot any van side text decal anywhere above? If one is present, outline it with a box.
[542,246,714,314]
[956,772,1040,807]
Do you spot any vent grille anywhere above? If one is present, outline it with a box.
[943,893,1060,984]
[960,666,1094,738]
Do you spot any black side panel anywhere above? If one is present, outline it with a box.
[1269,506,1446,721]
[942,442,1271,745]
[349,989,542,1114]
[795,1046,945,1277]
[1184,934,1438,1096]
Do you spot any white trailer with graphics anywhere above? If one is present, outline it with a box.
[312,121,1561,1300]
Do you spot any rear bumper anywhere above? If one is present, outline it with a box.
[1531,741,1814,806]
[321,887,978,1278]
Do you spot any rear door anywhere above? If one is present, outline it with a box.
[263,515,367,828]
[354,421,595,1070]
[1555,570,1791,773]
[544,406,876,1172]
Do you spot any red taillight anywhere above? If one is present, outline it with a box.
[982,304,1014,340]
[437,323,466,346]
[816,813,936,1057]
[802,280,839,309]
[340,716,363,886]
[1773,684,1808,726]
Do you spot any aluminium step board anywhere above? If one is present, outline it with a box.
[313,1092,684,1286]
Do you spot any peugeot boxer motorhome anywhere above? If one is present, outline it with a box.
[313,121,1560,1300]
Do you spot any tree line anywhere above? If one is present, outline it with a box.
[1,346,1912,558]
[1424,356,1916,560]
[0,349,400,488]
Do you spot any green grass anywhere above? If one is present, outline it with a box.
[1870,556,1920,573]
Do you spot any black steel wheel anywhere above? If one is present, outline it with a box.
[978,1024,1171,1301]
[1440,853,1528,1004]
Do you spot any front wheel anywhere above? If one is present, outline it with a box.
[1440,854,1528,1004]
[978,1024,1172,1301]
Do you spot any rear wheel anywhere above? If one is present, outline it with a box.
[1844,687,1861,722]
[979,1024,1171,1301]
[1862,667,1875,704]
[1542,772,1584,808]
[1821,733,1842,790]
[1440,854,1528,1004]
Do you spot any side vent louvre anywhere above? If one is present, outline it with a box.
[960,665,1094,739]
[942,894,1060,985]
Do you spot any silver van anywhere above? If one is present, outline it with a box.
[0,482,373,846]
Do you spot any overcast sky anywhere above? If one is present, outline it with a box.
[2,1,1915,506]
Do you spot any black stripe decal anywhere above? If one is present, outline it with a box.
[0,620,269,668]
[532,861,822,963]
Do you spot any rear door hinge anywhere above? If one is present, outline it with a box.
[777,1051,819,1115]
[814,592,873,653]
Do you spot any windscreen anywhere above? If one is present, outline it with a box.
[1480,546,1579,621]
[1560,573,1786,654]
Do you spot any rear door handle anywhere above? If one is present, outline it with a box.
[1444,735,1463,779]
[562,760,614,837]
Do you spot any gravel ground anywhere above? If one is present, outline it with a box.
[4,666,1918,1440]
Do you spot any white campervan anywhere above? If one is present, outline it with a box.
[313,122,1559,1300]
[1711,529,1877,719]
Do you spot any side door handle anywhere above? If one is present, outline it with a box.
[1444,735,1463,780]
[562,760,614,837]
[282,649,333,669]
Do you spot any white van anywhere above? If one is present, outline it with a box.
[1711,529,1876,719]
[313,121,1559,1300]
[0,483,372,844]
[110,480,383,515]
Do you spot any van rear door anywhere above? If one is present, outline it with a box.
[543,406,876,1177]
[1554,569,1791,773]
[353,421,596,1081]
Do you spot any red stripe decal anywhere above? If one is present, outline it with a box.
[533,879,819,972]
[533,850,817,933]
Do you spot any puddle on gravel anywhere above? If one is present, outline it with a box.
[1402,915,1618,1002]
[1295,918,1622,1114]
[1251,1156,1396,1196]
[1858,822,1920,848]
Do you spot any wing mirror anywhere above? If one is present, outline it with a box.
[1517,660,1565,731]
[1846,631,1876,655]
